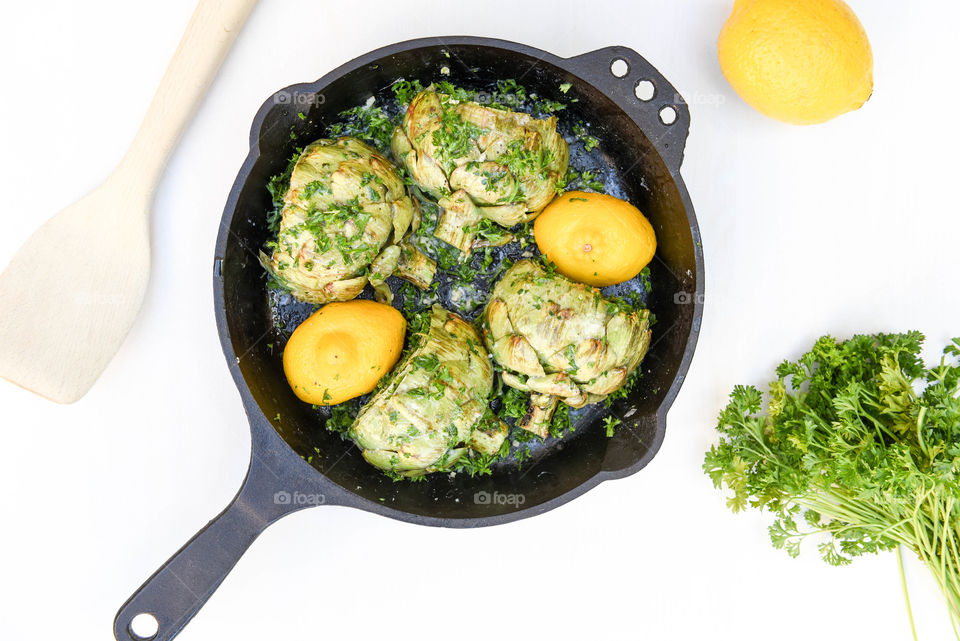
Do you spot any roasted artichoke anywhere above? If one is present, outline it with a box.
[351,305,507,476]
[263,137,435,304]
[482,260,652,437]
[391,88,568,255]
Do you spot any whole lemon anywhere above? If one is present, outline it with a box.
[718,0,873,124]
[534,191,656,287]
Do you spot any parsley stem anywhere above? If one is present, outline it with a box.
[898,546,919,641]
[916,406,928,457]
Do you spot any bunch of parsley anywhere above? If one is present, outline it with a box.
[704,332,960,633]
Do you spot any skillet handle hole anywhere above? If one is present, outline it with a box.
[609,58,629,78]
[635,79,655,101]
[128,613,159,640]
[658,105,678,126]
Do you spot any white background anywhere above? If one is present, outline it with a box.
[1,1,958,639]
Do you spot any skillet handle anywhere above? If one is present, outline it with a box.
[113,451,311,641]
[565,46,691,174]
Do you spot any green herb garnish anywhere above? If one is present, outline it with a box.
[705,332,960,624]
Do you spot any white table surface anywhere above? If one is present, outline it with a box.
[1,1,958,639]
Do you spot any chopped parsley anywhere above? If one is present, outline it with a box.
[603,415,621,437]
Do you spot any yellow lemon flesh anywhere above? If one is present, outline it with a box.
[718,0,873,125]
[283,300,405,406]
[534,191,656,287]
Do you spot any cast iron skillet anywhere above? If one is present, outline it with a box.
[114,36,704,641]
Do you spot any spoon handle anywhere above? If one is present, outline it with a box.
[119,0,258,196]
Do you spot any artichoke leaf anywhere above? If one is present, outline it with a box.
[500,371,530,391]
[435,189,482,256]
[561,391,589,408]
[525,372,581,399]
[412,151,451,197]
[606,310,651,366]
[390,125,415,165]
[468,416,509,456]
[519,172,557,216]
[391,197,417,241]
[520,393,558,438]
[490,334,545,377]
[321,276,368,303]
[484,297,514,341]
[473,231,515,249]
[368,245,401,304]
[478,203,527,227]
[406,90,444,142]
[449,161,517,205]
[395,242,437,290]
[581,367,630,396]
[569,338,611,382]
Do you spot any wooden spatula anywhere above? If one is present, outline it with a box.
[0,0,257,403]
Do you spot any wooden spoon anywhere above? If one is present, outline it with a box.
[0,0,257,403]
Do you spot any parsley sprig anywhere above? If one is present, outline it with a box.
[705,332,960,628]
